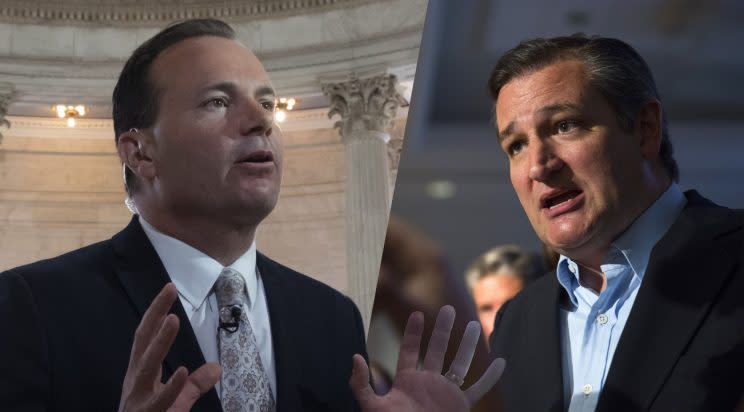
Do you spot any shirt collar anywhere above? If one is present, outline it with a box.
[557,183,687,306]
[611,183,686,280]
[138,216,258,310]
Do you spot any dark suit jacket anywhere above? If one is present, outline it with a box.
[490,191,744,411]
[0,216,367,411]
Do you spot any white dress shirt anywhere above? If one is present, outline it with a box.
[138,216,277,399]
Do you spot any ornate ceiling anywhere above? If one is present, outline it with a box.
[0,0,424,118]
[0,0,379,26]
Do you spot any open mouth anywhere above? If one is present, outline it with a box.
[541,190,583,211]
[237,150,274,164]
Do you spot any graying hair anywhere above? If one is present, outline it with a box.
[465,245,544,290]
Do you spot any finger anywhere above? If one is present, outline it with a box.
[150,366,188,411]
[422,305,456,373]
[464,358,506,406]
[170,363,222,411]
[131,283,178,363]
[445,321,481,385]
[395,311,424,373]
[350,354,379,409]
[136,314,180,385]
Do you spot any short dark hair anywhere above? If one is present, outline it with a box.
[488,34,679,182]
[112,19,236,195]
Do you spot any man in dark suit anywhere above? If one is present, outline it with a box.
[487,35,744,411]
[0,19,366,412]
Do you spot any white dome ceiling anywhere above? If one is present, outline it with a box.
[0,0,425,118]
[0,0,380,27]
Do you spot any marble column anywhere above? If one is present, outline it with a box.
[323,74,400,332]
[0,83,14,143]
[387,131,405,190]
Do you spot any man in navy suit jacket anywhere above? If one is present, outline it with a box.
[487,34,744,411]
[0,19,366,412]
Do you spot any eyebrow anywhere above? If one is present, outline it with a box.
[497,102,582,142]
[200,82,276,99]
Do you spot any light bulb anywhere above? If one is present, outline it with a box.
[67,117,76,128]
[274,110,286,123]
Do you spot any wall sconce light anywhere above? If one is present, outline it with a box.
[274,97,296,123]
[56,104,86,128]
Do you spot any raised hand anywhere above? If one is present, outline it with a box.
[351,306,505,412]
[118,283,221,412]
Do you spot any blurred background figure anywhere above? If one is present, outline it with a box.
[464,245,544,344]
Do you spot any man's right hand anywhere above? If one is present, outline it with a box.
[118,283,221,412]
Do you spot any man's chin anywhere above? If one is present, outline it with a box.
[208,192,278,224]
[541,228,592,256]
[235,197,278,218]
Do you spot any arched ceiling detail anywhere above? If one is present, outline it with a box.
[0,0,425,118]
[0,0,380,27]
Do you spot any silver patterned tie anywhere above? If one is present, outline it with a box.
[214,268,275,412]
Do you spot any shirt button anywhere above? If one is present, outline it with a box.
[597,314,609,325]
[583,384,593,396]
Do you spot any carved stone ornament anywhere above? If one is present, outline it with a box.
[322,74,401,140]
[0,83,14,144]
[386,132,404,173]
[0,0,377,26]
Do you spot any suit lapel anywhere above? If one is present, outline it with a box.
[112,216,222,412]
[258,253,304,412]
[526,276,566,411]
[598,192,741,411]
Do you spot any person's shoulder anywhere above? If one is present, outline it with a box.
[1,238,113,286]
[492,273,556,332]
[508,272,556,307]
[684,190,743,217]
[256,252,356,307]
[257,252,365,346]
[682,190,744,235]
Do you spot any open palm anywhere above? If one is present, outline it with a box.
[351,307,505,412]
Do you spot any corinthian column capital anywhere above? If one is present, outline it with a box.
[322,74,401,141]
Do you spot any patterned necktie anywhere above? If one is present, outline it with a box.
[214,268,275,412]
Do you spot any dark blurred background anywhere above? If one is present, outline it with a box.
[396,0,744,277]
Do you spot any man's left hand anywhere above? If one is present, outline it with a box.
[350,306,505,412]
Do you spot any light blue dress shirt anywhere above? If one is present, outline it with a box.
[558,184,686,412]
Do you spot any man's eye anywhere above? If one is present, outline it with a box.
[556,120,578,134]
[262,101,276,111]
[205,97,229,108]
[507,140,526,156]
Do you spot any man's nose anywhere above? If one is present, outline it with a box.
[239,100,273,137]
[527,140,563,182]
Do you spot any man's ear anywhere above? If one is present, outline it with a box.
[637,99,663,160]
[116,129,156,180]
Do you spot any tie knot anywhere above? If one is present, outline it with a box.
[214,268,246,309]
